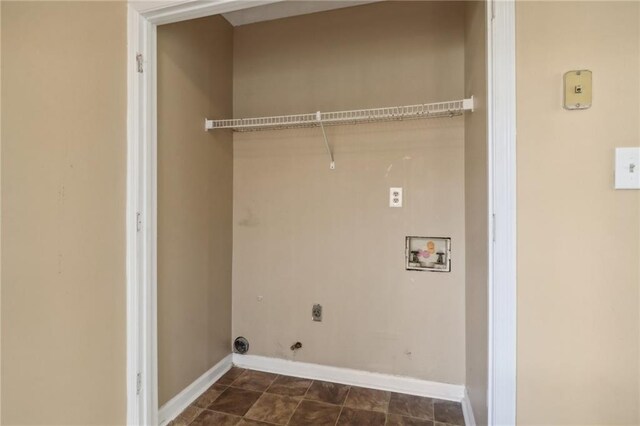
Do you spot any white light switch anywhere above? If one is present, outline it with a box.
[390,187,403,207]
[615,147,640,189]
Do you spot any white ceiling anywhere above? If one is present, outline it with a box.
[222,1,382,27]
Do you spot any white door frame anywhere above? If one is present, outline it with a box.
[126,1,517,424]
[486,1,517,424]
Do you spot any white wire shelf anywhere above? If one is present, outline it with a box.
[205,97,474,132]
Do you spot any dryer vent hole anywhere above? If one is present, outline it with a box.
[234,336,249,354]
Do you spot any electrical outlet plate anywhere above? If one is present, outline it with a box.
[312,304,322,322]
[390,187,403,207]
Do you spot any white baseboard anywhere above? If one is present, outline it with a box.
[461,387,477,426]
[232,354,464,402]
[158,354,233,426]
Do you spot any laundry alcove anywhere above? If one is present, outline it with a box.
[155,1,488,425]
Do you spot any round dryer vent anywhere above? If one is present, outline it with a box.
[233,336,249,355]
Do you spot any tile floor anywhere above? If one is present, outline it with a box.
[169,367,465,426]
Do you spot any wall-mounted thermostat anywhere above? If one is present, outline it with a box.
[564,70,592,110]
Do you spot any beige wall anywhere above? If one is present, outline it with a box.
[233,2,465,118]
[233,2,466,384]
[516,2,640,424]
[464,1,488,424]
[157,15,234,406]
[1,1,127,424]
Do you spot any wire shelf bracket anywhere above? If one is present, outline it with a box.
[316,111,335,170]
[205,97,474,170]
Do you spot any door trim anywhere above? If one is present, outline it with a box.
[487,1,517,424]
[126,1,517,423]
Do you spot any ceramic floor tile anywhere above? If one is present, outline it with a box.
[207,387,263,416]
[189,410,242,426]
[166,368,460,426]
[388,393,434,420]
[344,386,390,412]
[244,393,299,425]
[168,405,202,426]
[386,414,435,426]
[288,400,341,426]
[433,400,464,425]
[231,370,278,392]
[266,375,313,397]
[217,367,246,386]
[237,419,275,426]
[336,407,386,425]
[305,380,350,405]
[193,384,227,409]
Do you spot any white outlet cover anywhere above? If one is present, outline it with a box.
[390,187,403,207]
[615,147,640,189]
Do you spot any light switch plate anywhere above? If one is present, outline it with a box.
[390,187,403,207]
[564,70,592,110]
[615,147,640,189]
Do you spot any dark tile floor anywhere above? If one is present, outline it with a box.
[169,367,465,426]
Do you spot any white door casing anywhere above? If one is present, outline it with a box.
[126,1,517,424]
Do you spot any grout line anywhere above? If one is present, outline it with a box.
[287,377,315,426]
[383,390,392,426]
[333,386,351,426]
[285,398,303,426]
[264,373,281,394]
[265,375,279,394]
[225,368,247,387]
[228,384,267,393]
[242,398,281,426]
[180,405,204,426]
[341,386,351,407]
[239,369,281,425]
[204,408,278,425]
[334,405,345,426]
[198,368,461,426]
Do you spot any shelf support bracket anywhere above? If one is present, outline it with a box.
[317,111,335,170]
[463,96,475,112]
